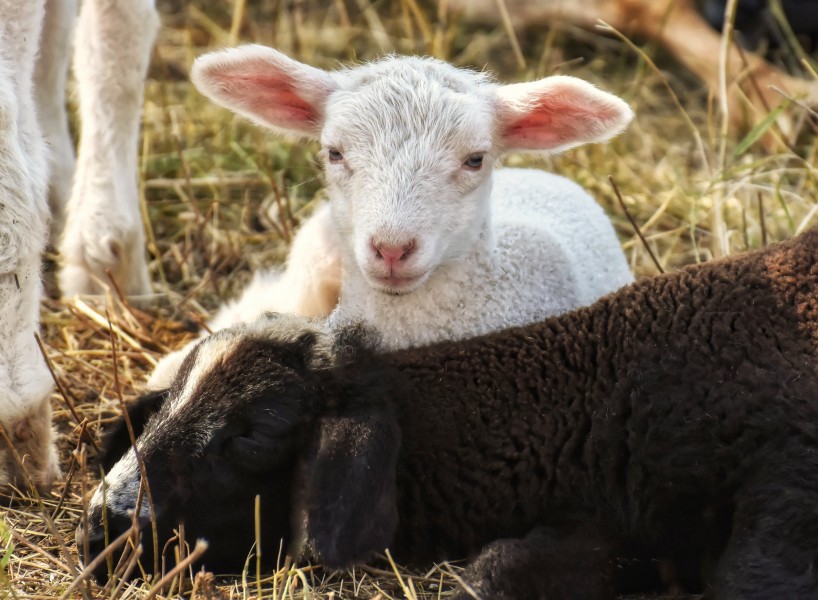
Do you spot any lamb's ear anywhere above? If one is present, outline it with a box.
[495,75,633,154]
[191,45,337,138]
[301,349,400,568]
[96,390,169,473]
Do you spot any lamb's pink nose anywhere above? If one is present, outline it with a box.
[372,240,415,268]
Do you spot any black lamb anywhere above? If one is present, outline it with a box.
[80,227,818,599]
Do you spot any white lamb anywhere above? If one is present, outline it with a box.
[149,47,633,388]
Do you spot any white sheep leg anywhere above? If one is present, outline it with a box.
[58,0,159,297]
[0,0,60,490]
[34,0,78,238]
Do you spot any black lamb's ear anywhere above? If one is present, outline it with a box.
[96,389,170,473]
[303,400,400,569]
[223,403,303,472]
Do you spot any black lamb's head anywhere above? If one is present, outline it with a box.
[78,314,400,582]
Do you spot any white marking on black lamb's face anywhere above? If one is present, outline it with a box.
[82,315,333,577]
[89,451,147,520]
[89,332,248,520]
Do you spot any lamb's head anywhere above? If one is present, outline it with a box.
[191,47,632,294]
[79,315,401,580]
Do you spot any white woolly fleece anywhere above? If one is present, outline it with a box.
[0,0,58,489]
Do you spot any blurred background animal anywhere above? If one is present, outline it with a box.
[0,0,157,495]
[449,0,818,136]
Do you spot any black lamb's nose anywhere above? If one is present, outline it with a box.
[77,507,137,583]
[76,524,108,583]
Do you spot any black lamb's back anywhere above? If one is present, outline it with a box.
[386,227,818,564]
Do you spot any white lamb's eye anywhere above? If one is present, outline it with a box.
[464,154,484,170]
[328,148,344,163]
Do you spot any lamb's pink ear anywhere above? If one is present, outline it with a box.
[495,76,633,154]
[191,45,337,139]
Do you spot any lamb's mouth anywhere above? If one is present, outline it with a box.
[371,273,425,294]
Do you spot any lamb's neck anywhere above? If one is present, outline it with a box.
[425,305,610,411]
[333,223,498,349]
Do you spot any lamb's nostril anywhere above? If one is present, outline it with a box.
[372,239,416,265]
[85,528,107,557]
[78,508,138,583]
[77,507,104,553]
[77,523,106,568]
[85,529,117,584]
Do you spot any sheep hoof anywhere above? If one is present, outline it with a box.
[58,223,151,299]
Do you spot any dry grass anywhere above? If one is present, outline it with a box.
[3,0,817,597]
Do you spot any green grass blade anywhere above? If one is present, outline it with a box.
[733,102,788,158]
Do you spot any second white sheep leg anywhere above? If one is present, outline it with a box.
[34,0,78,238]
[58,0,159,297]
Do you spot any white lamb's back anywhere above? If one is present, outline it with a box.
[492,168,632,306]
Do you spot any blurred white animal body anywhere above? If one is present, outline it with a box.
[0,0,158,490]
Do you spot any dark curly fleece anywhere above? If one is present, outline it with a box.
[90,228,818,599]
[381,227,818,597]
